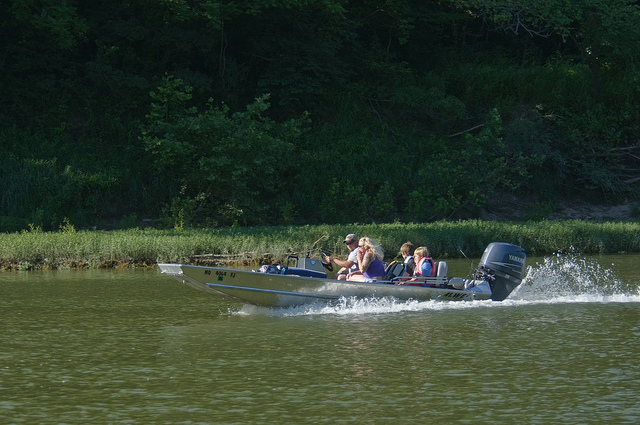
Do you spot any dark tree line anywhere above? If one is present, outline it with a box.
[1,0,639,230]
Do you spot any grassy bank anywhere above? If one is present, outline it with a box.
[1,220,639,270]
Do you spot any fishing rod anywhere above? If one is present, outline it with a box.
[459,249,477,279]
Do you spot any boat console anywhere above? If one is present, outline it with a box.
[256,253,328,278]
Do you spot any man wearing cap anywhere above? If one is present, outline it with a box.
[325,234,359,280]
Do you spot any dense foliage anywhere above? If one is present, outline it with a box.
[2,0,639,230]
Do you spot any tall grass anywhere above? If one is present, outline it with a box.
[1,220,639,270]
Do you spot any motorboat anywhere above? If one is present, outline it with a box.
[158,242,526,307]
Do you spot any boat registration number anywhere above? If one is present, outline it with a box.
[204,270,236,278]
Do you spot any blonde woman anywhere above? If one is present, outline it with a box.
[347,237,386,282]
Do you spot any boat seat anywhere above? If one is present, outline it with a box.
[383,261,406,280]
[435,261,448,277]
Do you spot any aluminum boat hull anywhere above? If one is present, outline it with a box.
[158,263,489,307]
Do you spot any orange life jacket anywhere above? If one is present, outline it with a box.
[414,256,436,277]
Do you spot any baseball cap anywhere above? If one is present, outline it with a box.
[343,234,357,244]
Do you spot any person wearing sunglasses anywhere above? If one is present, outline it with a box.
[325,233,359,280]
[347,237,386,282]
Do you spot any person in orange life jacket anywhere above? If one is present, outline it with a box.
[413,246,436,277]
[347,237,386,282]
[400,241,416,276]
[396,246,435,285]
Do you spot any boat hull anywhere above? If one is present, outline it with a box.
[158,263,489,307]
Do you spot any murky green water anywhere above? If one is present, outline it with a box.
[1,254,639,424]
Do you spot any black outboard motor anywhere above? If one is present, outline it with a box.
[475,242,527,301]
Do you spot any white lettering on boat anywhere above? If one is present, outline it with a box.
[508,255,525,264]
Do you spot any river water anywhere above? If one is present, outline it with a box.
[1,253,639,424]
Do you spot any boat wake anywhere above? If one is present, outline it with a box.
[234,296,494,317]
[233,252,639,317]
[508,251,640,304]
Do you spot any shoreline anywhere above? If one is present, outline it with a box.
[1,219,639,271]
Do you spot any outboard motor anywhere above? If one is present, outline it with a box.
[475,242,527,301]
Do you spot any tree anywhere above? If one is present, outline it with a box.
[141,76,310,226]
[452,0,640,93]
